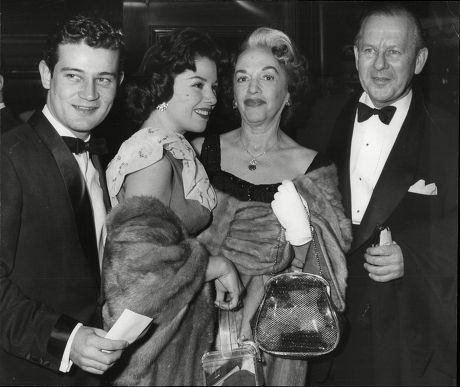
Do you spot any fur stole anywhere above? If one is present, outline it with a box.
[102,196,215,386]
[293,163,352,311]
[198,163,351,311]
[294,164,352,253]
[197,190,291,275]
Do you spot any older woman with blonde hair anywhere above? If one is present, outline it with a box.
[194,27,352,386]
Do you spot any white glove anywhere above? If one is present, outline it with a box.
[271,180,312,246]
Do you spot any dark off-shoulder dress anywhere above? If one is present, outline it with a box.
[200,133,331,203]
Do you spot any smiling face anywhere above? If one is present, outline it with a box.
[163,56,217,134]
[39,42,121,139]
[354,14,428,107]
[234,47,290,128]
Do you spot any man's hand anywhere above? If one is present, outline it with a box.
[70,326,128,375]
[364,242,404,282]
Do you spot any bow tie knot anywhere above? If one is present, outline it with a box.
[357,102,396,125]
[61,136,108,156]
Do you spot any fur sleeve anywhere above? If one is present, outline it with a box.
[197,189,292,275]
[101,196,215,386]
[102,196,210,330]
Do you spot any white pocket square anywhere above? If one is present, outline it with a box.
[408,179,438,195]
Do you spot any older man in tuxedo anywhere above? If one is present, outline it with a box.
[311,4,457,386]
[0,15,128,385]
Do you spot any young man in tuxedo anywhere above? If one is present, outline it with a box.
[311,3,457,386]
[0,15,128,385]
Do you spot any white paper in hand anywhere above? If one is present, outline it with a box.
[379,228,393,246]
[105,309,153,344]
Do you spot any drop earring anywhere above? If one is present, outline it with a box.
[156,102,168,112]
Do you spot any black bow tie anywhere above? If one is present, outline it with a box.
[61,136,108,155]
[357,102,397,125]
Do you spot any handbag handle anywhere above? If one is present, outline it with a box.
[217,309,239,353]
[291,194,324,277]
[309,222,323,278]
[299,194,323,277]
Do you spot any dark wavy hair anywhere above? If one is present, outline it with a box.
[123,27,220,125]
[43,15,125,74]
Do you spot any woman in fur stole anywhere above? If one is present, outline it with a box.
[193,27,352,386]
[103,28,243,385]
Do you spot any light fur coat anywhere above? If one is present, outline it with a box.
[102,196,215,386]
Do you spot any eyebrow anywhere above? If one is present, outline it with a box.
[187,75,207,81]
[262,66,279,73]
[235,66,279,74]
[60,67,117,77]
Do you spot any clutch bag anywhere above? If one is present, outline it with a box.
[202,310,264,386]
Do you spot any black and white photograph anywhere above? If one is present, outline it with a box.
[1,1,458,386]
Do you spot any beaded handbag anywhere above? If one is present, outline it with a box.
[253,226,342,358]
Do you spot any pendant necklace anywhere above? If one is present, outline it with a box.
[241,139,277,171]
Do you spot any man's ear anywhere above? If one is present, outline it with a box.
[414,47,428,75]
[118,71,124,86]
[0,74,4,91]
[353,45,359,71]
[38,60,52,90]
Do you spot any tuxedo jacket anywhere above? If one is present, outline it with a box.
[0,106,21,133]
[0,111,110,385]
[324,88,458,385]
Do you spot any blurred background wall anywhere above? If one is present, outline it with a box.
[1,0,458,156]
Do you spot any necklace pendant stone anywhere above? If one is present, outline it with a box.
[248,159,257,171]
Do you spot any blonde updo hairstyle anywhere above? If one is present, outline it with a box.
[241,27,309,107]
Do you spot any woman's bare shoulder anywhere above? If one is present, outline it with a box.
[278,133,318,173]
[281,133,316,156]
[220,129,240,142]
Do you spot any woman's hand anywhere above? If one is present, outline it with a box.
[271,180,312,246]
[206,256,244,310]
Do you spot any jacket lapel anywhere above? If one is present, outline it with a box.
[351,90,425,251]
[29,111,101,279]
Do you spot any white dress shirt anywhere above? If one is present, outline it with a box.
[42,105,107,372]
[349,91,412,225]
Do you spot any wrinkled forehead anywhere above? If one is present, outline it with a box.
[360,14,416,47]
[235,47,285,72]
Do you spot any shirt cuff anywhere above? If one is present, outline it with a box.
[59,323,83,373]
